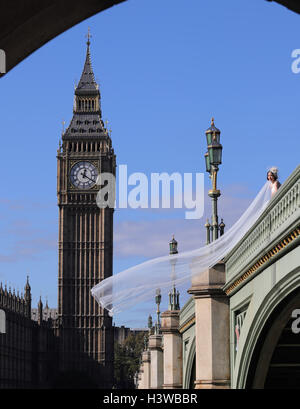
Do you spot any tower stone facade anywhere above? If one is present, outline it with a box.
[56,37,115,387]
[0,37,116,389]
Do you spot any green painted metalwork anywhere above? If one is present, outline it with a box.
[204,118,224,242]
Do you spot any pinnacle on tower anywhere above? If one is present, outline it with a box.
[25,275,31,292]
[63,31,109,139]
[75,28,99,95]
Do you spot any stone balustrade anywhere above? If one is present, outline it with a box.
[224,165,300,295]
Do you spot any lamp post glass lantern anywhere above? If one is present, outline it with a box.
[169,235,178,255]
[205,152,211,173]
[208,143,222,166]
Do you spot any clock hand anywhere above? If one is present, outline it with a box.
[84,174,96,183]
[81,169,88,179]
[80,169,95,183]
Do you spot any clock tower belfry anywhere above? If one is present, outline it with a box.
[56,35,115,387]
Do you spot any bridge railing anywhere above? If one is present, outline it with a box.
[224,165,300,292]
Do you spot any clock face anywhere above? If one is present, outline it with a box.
[70,161,98,190]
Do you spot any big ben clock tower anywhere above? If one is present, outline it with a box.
[56,34,115,388]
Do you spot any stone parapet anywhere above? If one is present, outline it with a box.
[161,310,180,333]
[224,164,300,294]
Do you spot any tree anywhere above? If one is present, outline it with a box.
[114,332,146,389]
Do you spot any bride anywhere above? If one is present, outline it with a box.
[267,167,281,196]
[91,168,278,315]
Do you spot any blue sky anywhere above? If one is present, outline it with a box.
[0,0,299,327]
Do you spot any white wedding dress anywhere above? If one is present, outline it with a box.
[91,182,272,316]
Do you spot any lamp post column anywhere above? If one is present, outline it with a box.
[149,288,163,389]
[209,188,220,241]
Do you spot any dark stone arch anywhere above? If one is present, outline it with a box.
[189,355,196,389]
[1,1,300,77]
[0,0,126,76]
[184,335,196,389]
[246,287,300,388]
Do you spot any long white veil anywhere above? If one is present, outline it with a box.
[91,182,272,315]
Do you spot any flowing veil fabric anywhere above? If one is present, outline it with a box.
[91,182,272,316]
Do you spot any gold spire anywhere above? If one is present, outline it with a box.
[211,117,215,126]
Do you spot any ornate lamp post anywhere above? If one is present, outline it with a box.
[168,236,180,311]
[204,118,225,243]
[154,288,161,334]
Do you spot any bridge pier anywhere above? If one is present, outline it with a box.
[161,309,183,389]
[148,334,163,389]
[141,350,151,389]
[188,262,230,389]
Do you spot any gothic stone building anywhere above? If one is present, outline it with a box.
[0,279,58,388]
[0,38,115,389]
